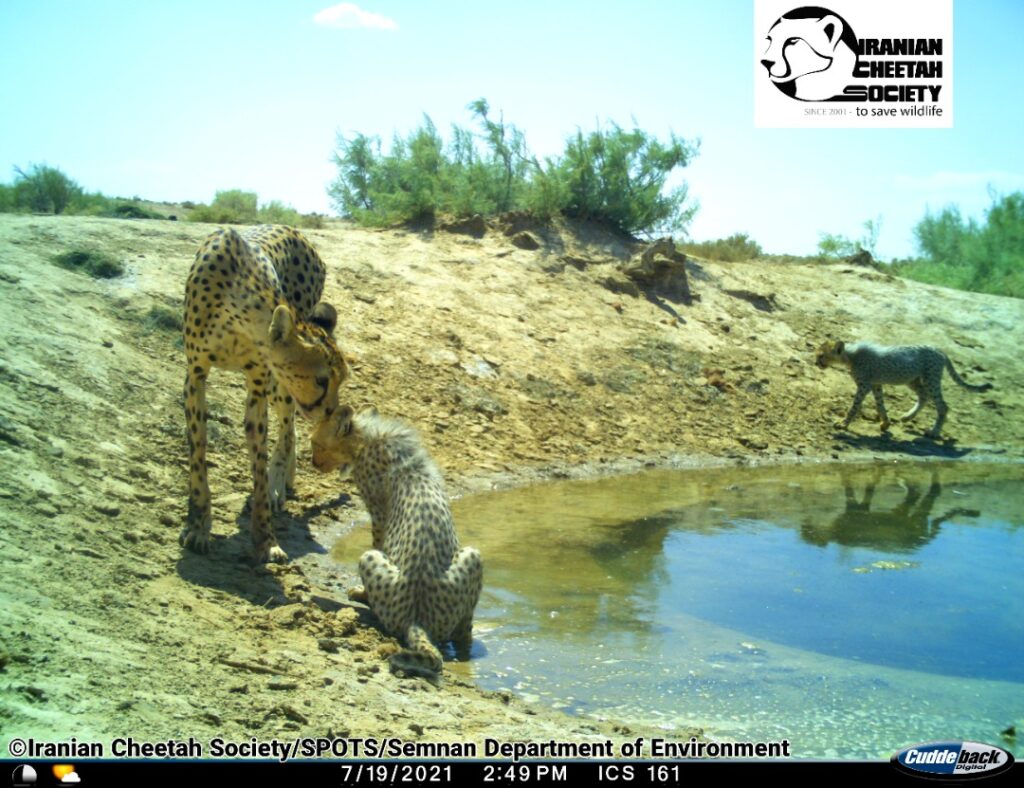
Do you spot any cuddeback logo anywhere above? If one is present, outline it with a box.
[892,741,1015,780]
[761,5,943,104]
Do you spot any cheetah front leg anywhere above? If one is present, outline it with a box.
[245,370,287,563]
[871,385,891,432]
[839,383,870,430]
[268,378,296,512]
[181,363,213,553]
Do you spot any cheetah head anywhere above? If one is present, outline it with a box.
[311,404,358,474]
[267,304,349,422]
[815,339,846,369]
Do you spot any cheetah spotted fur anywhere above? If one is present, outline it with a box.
[181,225,348,562]
[311,407,483,678]
[815,340,992,438]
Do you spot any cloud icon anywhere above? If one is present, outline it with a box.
[61,773,81,784]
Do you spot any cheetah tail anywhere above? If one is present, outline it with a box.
[389,624,443,680]
[944,356,993,392]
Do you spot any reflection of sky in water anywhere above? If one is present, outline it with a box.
[331,462,1024,759]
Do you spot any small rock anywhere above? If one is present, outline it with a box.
[33,502,59,518]
[440,214,486,238]
[510,231,540,250]
[102,340,114,348]
[93,503,121,517]
[158,513,176,527]
[318,638,340,654]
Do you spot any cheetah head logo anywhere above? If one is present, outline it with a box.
[761,6,859,101]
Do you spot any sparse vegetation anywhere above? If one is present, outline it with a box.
[329,99,699,236]
[892,192,1024,299]
[680,233,763,262]
[141,304,183,333]
[817,216,882,260]
[186,189,324,228]
[53,248,125,279]
[12,164,83,214]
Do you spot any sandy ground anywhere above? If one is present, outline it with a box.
[0,213,1020,753]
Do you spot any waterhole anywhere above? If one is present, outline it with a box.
[329,462,1023,759]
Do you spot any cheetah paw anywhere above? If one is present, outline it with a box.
[257,542,289,564]
[347,585,368,603]
[179,526,211,555]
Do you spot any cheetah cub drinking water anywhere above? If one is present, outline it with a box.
[311,407,483,678]
[815,340,992,438]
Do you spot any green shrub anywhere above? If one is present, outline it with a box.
[680,233,763,262]
[53,248,125,278]
[0,184,14,212]
[329,100,700,236]
[186,189,319,227]
[13,164,83,214]
[102,202,165,219]
[895,191,1024,298]
[550,124,698,235]
[141,304,183,332]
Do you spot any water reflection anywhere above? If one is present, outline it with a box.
[800,468,981,551]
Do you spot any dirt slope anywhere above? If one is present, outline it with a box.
[0,214,1020,749]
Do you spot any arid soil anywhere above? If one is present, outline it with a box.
[0,213,1020,752]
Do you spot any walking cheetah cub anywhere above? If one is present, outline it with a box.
[815,340,992,438]
[311,407,483,678]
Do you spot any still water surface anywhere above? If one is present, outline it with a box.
[331,462,1023,759]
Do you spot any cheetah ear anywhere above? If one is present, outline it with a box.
[269,305,296,345]
[310,302,338,335]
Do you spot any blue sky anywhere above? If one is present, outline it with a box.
[1,0,1021,258]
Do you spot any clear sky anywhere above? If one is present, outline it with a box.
[1,0,1021,259]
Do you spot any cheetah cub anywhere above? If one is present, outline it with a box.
[312,407,483,678]
[815,340,992,438]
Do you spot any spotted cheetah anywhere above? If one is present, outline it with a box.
[311,407,483,678]
[181,225,349,563]
[815,340,992,438]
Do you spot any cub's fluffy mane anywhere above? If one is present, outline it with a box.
[353,411,443,481]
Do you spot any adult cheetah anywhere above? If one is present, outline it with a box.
[311,406,483,678]
[815,340,992,438]
[181,225,348,562]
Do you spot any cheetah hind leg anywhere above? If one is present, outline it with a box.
[357,550,438,676]
[447,546,483,657]
[390,624,444,681]
[900,379,926,423]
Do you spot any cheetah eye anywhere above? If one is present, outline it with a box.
[315,375,329,389]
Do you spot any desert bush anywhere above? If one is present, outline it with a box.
[187,190,319,227]
[680,233,763,262]
[12,164,83,214]
[0,184,14,212]
[141,304,183,332]
[894,191,1024,298]
[330,101,699,236]
[53,248,125,278]
[103,202,165,219]
[549,124,698,236]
